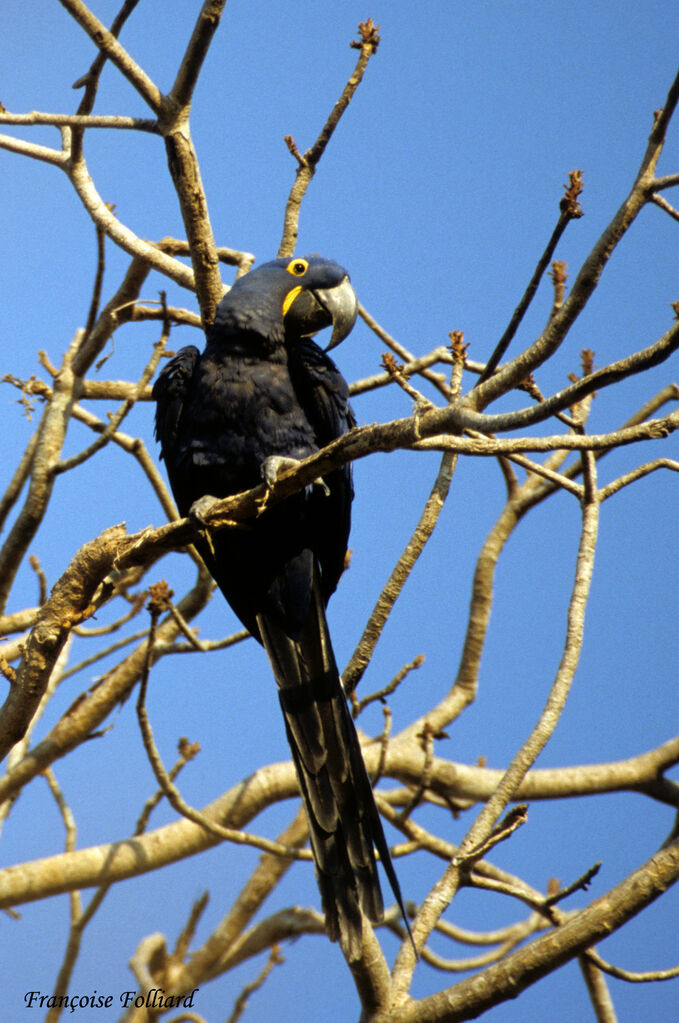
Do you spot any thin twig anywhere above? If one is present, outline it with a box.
[0,111,157,132]
[352,655,425,717]
[278,20,380,256]
[359,304,452,399]
[135,740,202,835]
[343,450,456,694]
[650,191,679,222]
[350,347,454,397]
[0,430,38,533]
[84,226,106,338]
[73,593,146,637]
[68,402,180,524]
[394,725,436,825]
[54,305,171,475]
[226,945,285,1023]
[160,629,249,655]
[381,352,436,411]
[544,862,602,907]
[457,805,529,866]
[583,950,679,984]
[580,958,619,1023]
[599,457,679,500]
[477,171,584,385]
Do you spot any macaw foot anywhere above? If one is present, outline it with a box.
[189,494,220,526]
[260,456,331,496]
[260,456,301,488]
[188,495,222,556]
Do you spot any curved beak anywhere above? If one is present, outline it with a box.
[285,275,358,351]
[318,276,358,351]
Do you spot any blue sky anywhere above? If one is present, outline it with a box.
[1,3,679,1021]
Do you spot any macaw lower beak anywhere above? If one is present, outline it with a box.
[285,275,358,351]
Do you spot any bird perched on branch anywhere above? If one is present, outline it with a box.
[152,255,408,959]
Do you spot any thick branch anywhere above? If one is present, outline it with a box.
[0,566,212,780]
[0,759,301,909]
[3,730,678,912]
[66,149,196,292]
[0,524,125,758]
[168,0,228,111]
[0,334,82,615]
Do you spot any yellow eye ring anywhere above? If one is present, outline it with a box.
[287,258,309,277]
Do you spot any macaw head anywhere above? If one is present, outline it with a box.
[209,255,358,351]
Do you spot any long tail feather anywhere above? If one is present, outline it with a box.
[256,575,408,960]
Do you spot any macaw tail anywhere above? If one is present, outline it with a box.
[257,574,406,961]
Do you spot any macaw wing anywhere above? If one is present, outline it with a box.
[289,338,356,445]
[288,339,356,604]
[152,345,201,464]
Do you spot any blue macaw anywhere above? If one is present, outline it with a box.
[153,256,408,958]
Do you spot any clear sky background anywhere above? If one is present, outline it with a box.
[1,3,678,1021]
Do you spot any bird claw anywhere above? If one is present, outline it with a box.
[261,455,301,488]
[189,494,220,526]
[260,456,330,497]
[189,496,220,556]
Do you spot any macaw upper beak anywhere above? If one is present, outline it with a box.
[285,275,358,351]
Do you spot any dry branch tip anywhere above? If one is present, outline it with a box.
[283,134,307,168]
[448,330,468,364]
[560,169,584,218]
[544,861,602,908]
[148,580,175,617]
[350,19,381,52]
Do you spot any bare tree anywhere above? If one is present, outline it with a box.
[1,5,678,1022]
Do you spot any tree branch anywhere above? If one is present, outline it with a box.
[167,0,228,111]
[395,459,599,986]
[476,171,584,385]
[0,111,158,132]
[471,68,679,412]
[278,20,380,257]
[394,840,679,1023]
[56,0,163,113]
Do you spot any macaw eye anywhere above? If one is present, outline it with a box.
[287,259,309,277]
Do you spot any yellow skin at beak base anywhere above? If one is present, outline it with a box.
[282,285,303,317]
